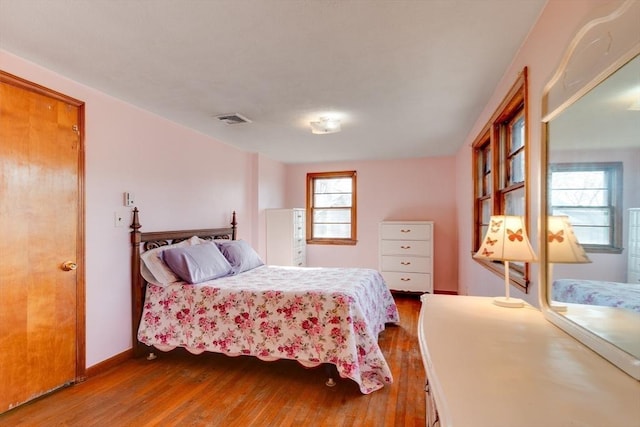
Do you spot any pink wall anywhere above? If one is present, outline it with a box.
[285,157,458,293]
[0,50,269,368]
[455,0,622,304]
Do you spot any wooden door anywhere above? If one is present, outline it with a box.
[0,71,85,412]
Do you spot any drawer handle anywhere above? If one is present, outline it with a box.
[400,277,411,281]
[400,229,411,233]
[400,245,411,249]
[401,261,411,265]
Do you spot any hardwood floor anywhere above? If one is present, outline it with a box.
[0,295,425,426]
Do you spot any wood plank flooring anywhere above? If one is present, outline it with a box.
[0,295,425,426]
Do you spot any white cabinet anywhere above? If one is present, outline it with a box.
[379,221,433,293]
[628,208,640,284]
[418,295,640,426]
[265,208,306,267]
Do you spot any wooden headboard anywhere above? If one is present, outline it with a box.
[129,207,237,356]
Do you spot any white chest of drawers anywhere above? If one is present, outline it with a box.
[379,221,433,293]
[265,208,306,267]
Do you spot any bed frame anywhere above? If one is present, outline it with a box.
[129,208,343,387]
[129,207,237,357]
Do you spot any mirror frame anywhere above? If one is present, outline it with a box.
[540,0,640,380]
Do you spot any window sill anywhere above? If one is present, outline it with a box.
[307,238,357,246]
[584,246,623,255]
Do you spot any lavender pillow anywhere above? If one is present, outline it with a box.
[215,240,264,275]
[162,242,232,284]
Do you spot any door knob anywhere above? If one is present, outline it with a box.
[61,261,77,271]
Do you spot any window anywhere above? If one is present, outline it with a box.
[472,67,531,291]
[306,171,357,245]
[549,162,623,253]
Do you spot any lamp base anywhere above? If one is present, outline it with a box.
[493,296,525,308]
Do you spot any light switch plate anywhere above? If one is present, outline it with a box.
[124,192,135,207]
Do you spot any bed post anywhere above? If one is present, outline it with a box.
[231,211,237,240]
[130,207,145,357]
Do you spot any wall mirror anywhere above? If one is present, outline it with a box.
[541,0,640,380]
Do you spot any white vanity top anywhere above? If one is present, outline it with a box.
[559,302,640,359]
[418,294,640,427]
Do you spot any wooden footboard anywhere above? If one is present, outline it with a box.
[129,207,237,357]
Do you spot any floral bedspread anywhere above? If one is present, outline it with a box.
[552,278,640,312]
[138,265,400,394]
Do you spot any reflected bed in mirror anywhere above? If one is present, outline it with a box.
[541,0,640,380]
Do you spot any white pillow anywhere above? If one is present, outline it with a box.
[140,236,201,285]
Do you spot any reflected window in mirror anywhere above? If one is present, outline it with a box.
[472,67,531,291]
[549,162,623,253]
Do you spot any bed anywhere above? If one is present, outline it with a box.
[130,208,399,394]
[552,278,640,313]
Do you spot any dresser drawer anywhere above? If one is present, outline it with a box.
[425,378,440,427]
[381,255,431,273]
[294,236,306,248]
[293,255,306,267]
[293,245,305,262]
[294,214,305,237]
[380,239,431,256]
[380,223,431,241]
[382,271,432,292]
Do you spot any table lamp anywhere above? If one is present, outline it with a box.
[474,215,537,308]
[547,215,591,311]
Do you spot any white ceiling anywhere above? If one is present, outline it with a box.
[0,0,547,164]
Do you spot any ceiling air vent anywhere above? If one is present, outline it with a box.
[215,113,252,125]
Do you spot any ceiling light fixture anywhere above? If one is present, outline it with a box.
[310,117,341,135]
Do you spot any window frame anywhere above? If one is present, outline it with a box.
[472,67,531,292]
[306,170,357,245]
[548,161,623,254]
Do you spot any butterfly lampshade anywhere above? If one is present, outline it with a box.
[547,215,591,311]
[474,215,537,308]
[547,215,591,264]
